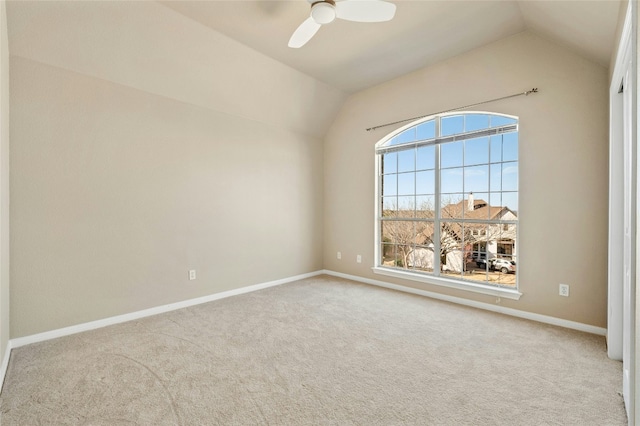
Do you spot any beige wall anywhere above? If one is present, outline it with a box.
[1,0,10,360]
[324,31,610,327]
[4,2,613,337]
[8,2,345,338]
[6,1,344,139]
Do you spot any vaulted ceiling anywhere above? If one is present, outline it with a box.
[161,0,624,93]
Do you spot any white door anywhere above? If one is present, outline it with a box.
[608,6,635,420]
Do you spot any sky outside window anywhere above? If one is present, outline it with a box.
[381,114,518,213]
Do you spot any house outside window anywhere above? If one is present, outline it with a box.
[374,112,519,297]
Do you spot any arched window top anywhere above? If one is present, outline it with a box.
[377,112,518,150]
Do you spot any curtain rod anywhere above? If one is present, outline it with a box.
[365,88,539,132]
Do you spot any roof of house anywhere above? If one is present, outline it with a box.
[444,198,514,219]
[384,196,517,245]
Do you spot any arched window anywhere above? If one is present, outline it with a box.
[374,112,520,298]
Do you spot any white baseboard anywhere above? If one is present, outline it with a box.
[322,269,607,336]
[10,270,324,349]
[0,340,12,393]
[1,267,605,391]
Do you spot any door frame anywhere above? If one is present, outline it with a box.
[609,1,637,423]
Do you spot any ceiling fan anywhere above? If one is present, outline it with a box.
[288,0,397,48]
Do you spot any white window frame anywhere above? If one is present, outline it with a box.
[372,112,522,300]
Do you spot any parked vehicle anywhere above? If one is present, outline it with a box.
[475,259,489,268]
[473,253,488,268]
[472,256,516,274]
[492,258,516,274]
[475,258,496,269]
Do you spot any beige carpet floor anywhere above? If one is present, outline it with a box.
[0,275,627,425]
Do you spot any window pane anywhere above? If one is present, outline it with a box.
[441,194,464,219]
[417,120,435,140]
[441,168,463,193]
[382,221,417,269]
[469,232,490,276]
[465,114,489,132]
[490,135,503,163]
[382,220,414,245]
[398,149,415,173]
[387,137,398,146]
[383,174,397,196]
[489,164,502,192]
[381,221,395,243]
[441,141,463,168]
[398,196,415,215]
[489,192,502,209]
[463,222,487,263]
[382,196,398,216]
[502,162,518,191]
[417,145,435,171]
[496,236,516,264]
[415,221,432,246]
[502,192,518,213]
[396,245,412,268]
[489,193,518,218]
[416,195,435,218]
[458,222,473,245]
[440,221,464,275]
[485,222,508,246]
[381,243,395,267]
[499,224,517,242]
[398,172,415,195]
[442,115,464,136]
[464,165,489,193]
[410,243,434,272]
[465,192,489,220]
[416,170,435,195]
[419,222,436,247]
[494,231,517,286]
[467,224,488,249]
[383,152,397,174]
[491,115,517,127]
[493,245,517,287]
[465,137,489,165]
[389,127,417,145]
[503,132,518,162]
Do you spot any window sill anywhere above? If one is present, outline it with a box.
[371,267,522,300]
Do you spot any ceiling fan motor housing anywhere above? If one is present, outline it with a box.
[311,0,337,24]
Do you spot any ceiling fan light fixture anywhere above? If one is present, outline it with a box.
[311,0,336,24]
[290,0,396,48]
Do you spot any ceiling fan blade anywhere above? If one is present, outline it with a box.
[288,17,322,48]
[335,0,396,23]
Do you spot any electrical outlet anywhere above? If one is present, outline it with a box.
[189,270,196,280]
[559,283,569,297]
[356,255,362,263]
[337,251,341,260]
